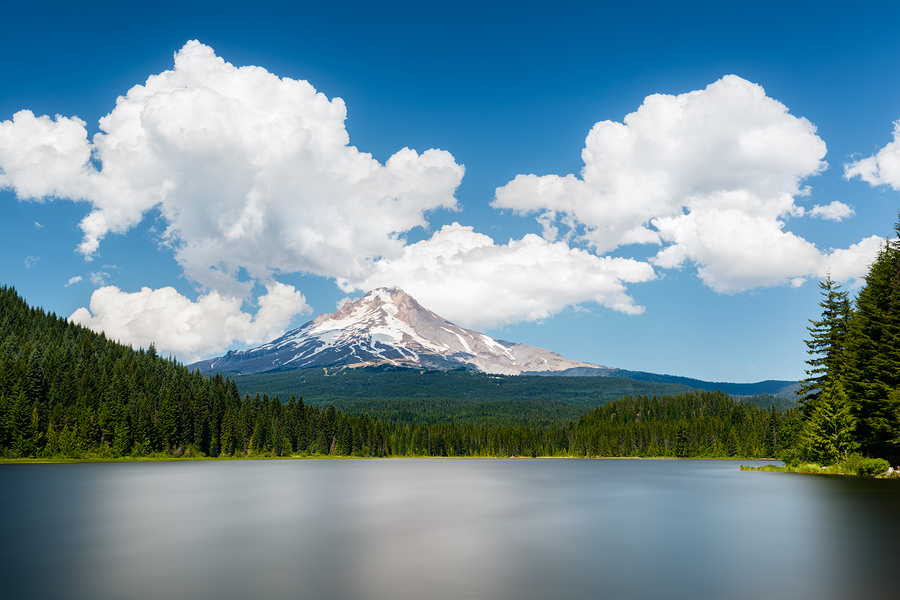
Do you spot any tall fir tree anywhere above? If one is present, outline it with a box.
[800,378,858,464]
[797,274,850,414]
[845,217,900,461]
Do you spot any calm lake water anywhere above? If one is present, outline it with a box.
[1,458,898,600]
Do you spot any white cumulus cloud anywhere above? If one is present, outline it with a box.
[69,282,309,363]
[343,223,656,330]
[0,111,96,201]
[0,40,464,294]
[809,201,854,221]
[845,120,900,191]
[494,75,878,291]
[3,40,465,355]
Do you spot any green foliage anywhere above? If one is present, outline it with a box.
[797,274,851,410]
[0,285,306,458]
[569,391,798,459]
[857,457,891,476]
[799,378,858,464]
[743,453,889,476]
[608,369,799,397]
[234,367,695,408]
[799,215,900,465]
[844,221,900,460]
[235,366,799,419]
[0,284,801,462]
[328,397,588,428]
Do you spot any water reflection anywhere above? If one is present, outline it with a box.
[1,459,898,600]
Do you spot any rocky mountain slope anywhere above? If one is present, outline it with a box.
[190,287,608,376]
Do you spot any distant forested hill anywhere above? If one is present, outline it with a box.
[232,366,689,405]
[230,366,799,426]
[600,369,800,398]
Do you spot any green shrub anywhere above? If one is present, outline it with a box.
[857,458,890,476]
[840,453,865,473]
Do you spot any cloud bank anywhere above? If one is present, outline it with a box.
[70,282,309,363]
[343,223,656,330]
[494,75,878,292]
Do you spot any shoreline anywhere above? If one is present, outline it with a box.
[741,462,899,479]
[0,455,784,465]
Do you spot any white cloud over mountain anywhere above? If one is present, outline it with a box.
[343,223,656,330]
[70,282,308,363]
[845,120,900,191]
[493,75,879,292]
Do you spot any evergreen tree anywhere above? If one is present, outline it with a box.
[112,406,131,457]
[796,274,850,413]
[845,217,900,461]
[766,404,779,457]
[800,378,858,464]
[220,408,235,456]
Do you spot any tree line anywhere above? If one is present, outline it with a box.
[796,217,900,465]
[0,284,797,459]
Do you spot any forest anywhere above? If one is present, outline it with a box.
[0,217,895,463]
[0,284,795,460]
[234,366,799,417]
[793,218,900,466]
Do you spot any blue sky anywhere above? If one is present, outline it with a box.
[2,1,899,382]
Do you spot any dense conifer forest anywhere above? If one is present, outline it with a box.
[0,284,797,459]
[794,218,900,466]
[4,210,897,464]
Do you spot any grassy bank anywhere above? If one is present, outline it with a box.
[741,455,897,477]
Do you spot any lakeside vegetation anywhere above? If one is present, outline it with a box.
[741,456,895,477]
[788,217,900,471]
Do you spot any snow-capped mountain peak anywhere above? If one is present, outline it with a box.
[190,287,606,376]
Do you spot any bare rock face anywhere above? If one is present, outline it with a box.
[190,287,608,376]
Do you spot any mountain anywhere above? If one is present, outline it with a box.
[189,287,801,400]
[190,287,609,376]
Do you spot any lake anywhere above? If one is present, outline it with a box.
[1,458,898,599]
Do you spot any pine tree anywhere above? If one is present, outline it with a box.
[766,404,780,457]
[797,274,850,413]
[156,386,179,451]
[112,411,131,457]
[845,217,900,461]
[220,407,235,456]
[800,378,858,464]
